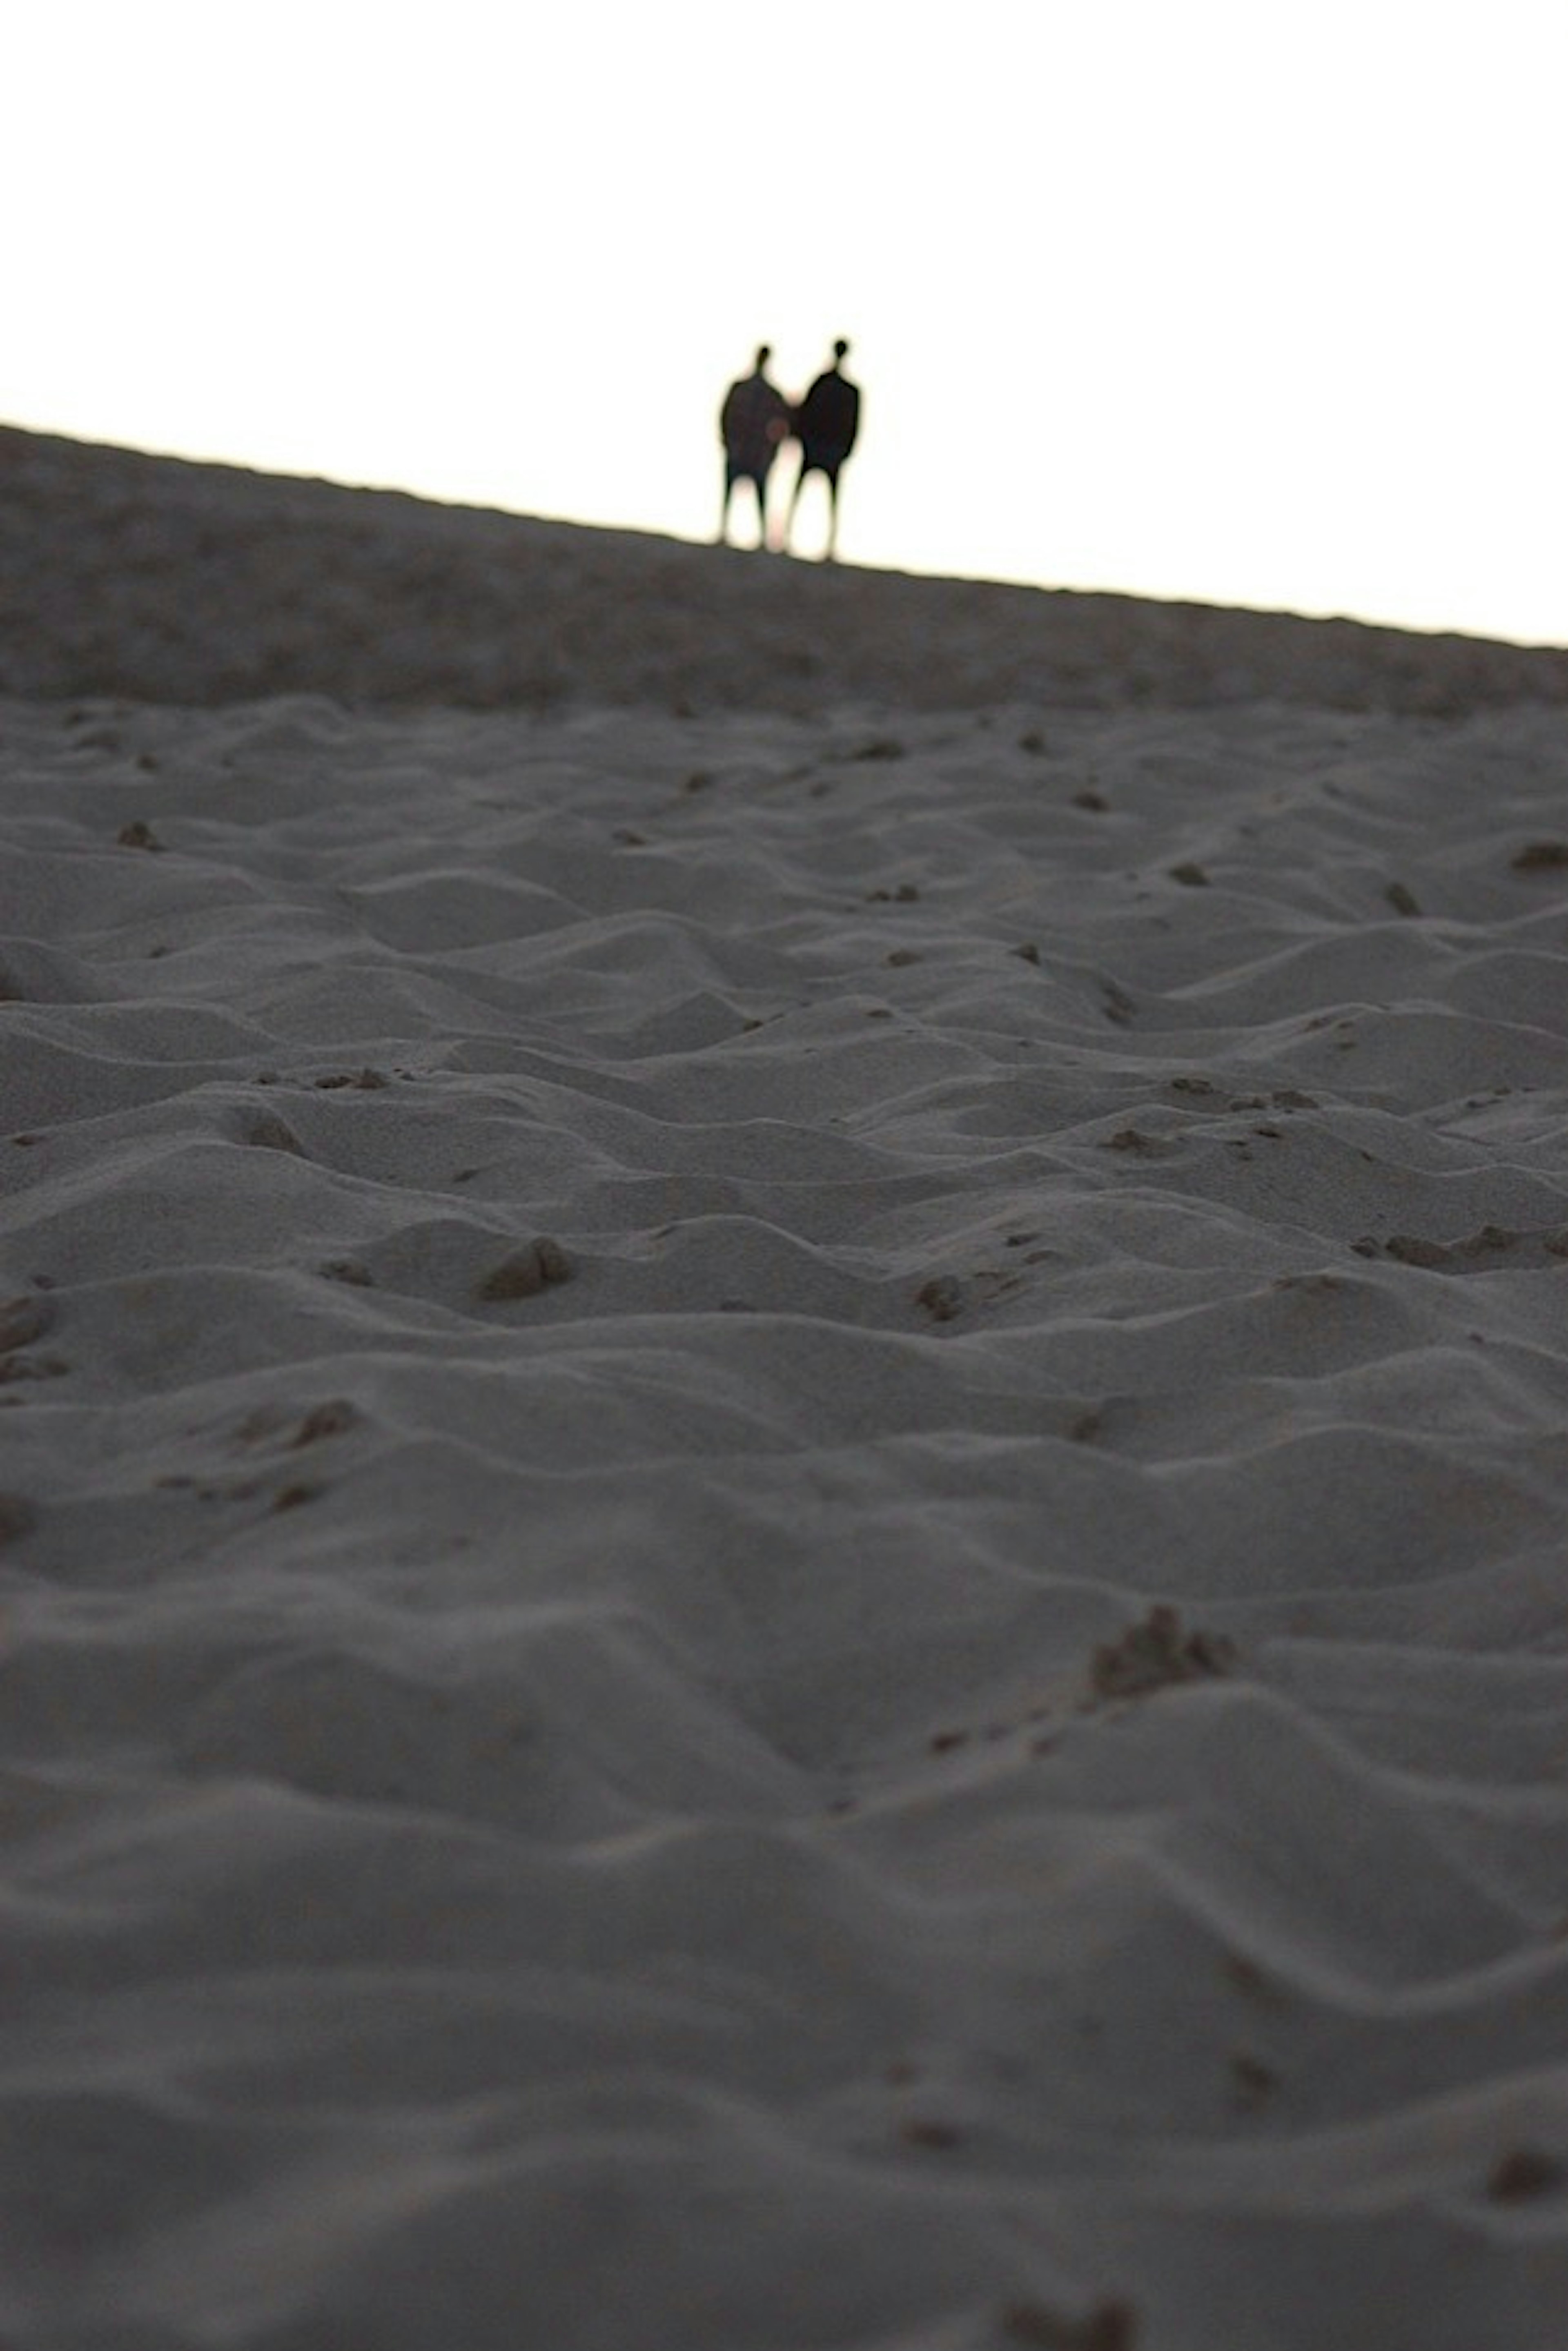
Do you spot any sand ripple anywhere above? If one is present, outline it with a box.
[4,688,1568,2347]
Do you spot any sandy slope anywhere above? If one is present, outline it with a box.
[7,424,1568,715]
[3,429,1568,2350]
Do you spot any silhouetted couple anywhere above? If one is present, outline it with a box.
[719,340,860,559]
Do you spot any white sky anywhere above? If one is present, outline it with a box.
[7,0,1565,645]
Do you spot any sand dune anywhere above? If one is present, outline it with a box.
[3,428,1568,2349]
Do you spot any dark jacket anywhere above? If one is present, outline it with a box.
[721,372,791,476]
[794,368,860,465]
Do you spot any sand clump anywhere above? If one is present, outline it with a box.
[1089,1605,1238,1703]
[476,1237,573,1301]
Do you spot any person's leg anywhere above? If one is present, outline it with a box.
[752,472,771,551]
[784,454,815,553]
[822,464,841,559]
[719,461,742,545]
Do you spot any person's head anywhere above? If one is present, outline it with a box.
[754,344,772,370]
[832,338,851,364]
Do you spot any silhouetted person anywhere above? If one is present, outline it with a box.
[719,345,791,549]
[786,338,861,559]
